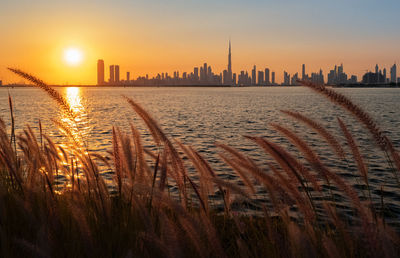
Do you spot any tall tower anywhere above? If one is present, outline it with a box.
[227,39,232,85]
[97,59,104,85]
[115,65,120,83]
[390,63,397,83]
[109,65,115,83]
[302,64,306,80]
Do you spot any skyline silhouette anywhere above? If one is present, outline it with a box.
[95,41,398,87]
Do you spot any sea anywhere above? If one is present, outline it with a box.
[1,86,400,226]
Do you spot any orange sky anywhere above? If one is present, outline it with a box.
[1,0,399,85]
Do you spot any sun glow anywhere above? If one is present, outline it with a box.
[64,48,83,66]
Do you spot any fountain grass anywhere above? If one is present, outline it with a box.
[0,69,399,257]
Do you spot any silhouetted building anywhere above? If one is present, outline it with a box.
[115,65,120,83]
[271,72,275,85]
[97,59,105,85]
[391,63,397,83]
[127,72,130,82]
[362,72,385,84]
[265,68,270,84]
[227,40,232,85]
[283,71,290,85]
[302,64,306,80]
[383,68,387,82]
[349,75,357,84]
[194,67,199,81]
[0,80,2,86]
[251,65,256,85]
[109,65,115,83]
[258,71,264,85]
[291,73,299,85]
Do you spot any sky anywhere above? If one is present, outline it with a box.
[0,0,399,84]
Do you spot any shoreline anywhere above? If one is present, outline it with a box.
[2,85,400,88]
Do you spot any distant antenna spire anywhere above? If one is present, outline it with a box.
[227,38,232,85]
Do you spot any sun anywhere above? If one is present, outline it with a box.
[63,47,83,66]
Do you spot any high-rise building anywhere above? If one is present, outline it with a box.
[251,65,256,85]
[390,63,397,83]
[127,72,130,82]
[302,64,306,80]
[283,71,290,85]
[227,40,232,85]
[194,67,199,81]
[258,71,264,85]
[109,65,115,83]
[115,65,120,83]
[375,64,379,74]
[383,68,387,82]
[203,63,208,82]
[97,59,105,85]
[265,68,270,84]
[271,72,275,85]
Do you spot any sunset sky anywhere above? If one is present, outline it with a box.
[0,0,399,84]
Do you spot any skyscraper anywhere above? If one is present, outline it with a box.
[97,59,105,85]
[227,40,232,85]
[115,65,120,83]
[194,67,199,81]
[271,72,275,85]
[302,64,306,80]
[251,65,256,85]
[383,68,387,82]
[391,63,397,83]
[265,68,270,84]
[203,63,208,82]
[375,64,379,75]
[127,72,130,82]
[109,65,115,83]
[258,71,264,85]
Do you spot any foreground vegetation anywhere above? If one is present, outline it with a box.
[0,68,400,257]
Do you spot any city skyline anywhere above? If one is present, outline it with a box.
[95,40,398,86]
[1,0,400,84]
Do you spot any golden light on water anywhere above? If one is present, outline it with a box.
[66,87,82,109]
[59,87,90,150]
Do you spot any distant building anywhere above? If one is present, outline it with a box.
[291,73,299,85]
[0,80,2,86]
[258,71,264,85]
[251,65,256,85]
[109,65,115,83]
[203,63,208,82]
[362,72,385,84]
[265,68,270,84]
[349,75,357,84]
[97,59,105,85]
[194,67,199,81]
[271,72,275,85]
[283,71,290,85]
[302,64,306,80]
[127,72,130,82]
[383,68,387,82]
[390,63,397,83]
[115,65,120,83]
[227,40,232,85]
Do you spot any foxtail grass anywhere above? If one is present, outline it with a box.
[0,72,399,257]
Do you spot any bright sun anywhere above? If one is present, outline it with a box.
[64,48,83,66]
